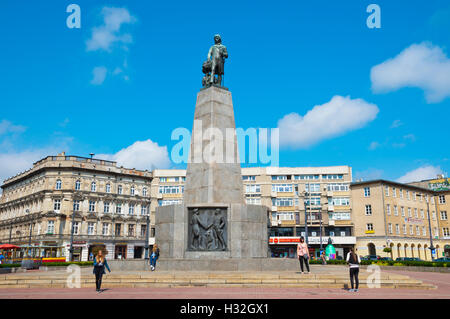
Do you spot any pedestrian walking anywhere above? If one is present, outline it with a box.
[346,248,361,292]
[321,250,327,265]
[150,244,160,271]
[297,236,310,274]
[93,250,111,293]
[0,252,4,264]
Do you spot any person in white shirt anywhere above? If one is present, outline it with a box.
[346,248,361,292]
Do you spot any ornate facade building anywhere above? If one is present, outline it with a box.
[0,153,152,261]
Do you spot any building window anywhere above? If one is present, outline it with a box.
[104,202,110,213]
[406,190,410,200]
[131,186,135,195]
[322,174,343,180]
[118,185,123,195]
[272,198,294,207]
[75,180,81,190]
[410,225,414,235]
[115,224,121,236]
[158,199,182,206]
[414,208,418,218]
[413,192,417,201]
[272,184,292,193]
[365,205,372,216]
[142,187,147,197]
[141,205,148,215]
[88,222,95,235]
[402,224,406,234]
[441,211,448,221]
[401,206,405,217]
[408,207,412,217]
[364,187,371,197]
[388,223,392,234]
[399,189,403,198]
[73,200,80,211]
[271,175,288,181]
[305,183,321,193]
[366,223,374,231]
[129,204,135,215]
[395,224,400,234]
[392,187,396,197]
[141,225,147,237]
[434,227,439,237]
[422,227,426,236]
[420,209,425,219]
[128,224,135,237]
[443,228,450,237]
[416,226,420,236]
[102,223,109,236]
[432,211,436,220]
[54,199,61,212]
[89,201,96,213]
[47,221,55,234]
[159,186,181,194]
[91,182,96,192]
[116,203,122,214]
[386,204,391,215]
[385,186,389,196]
[106,184,111,193]
[327,183,349,191]
[72,221,79,235]
[329,197,350,206]
[394,205,398,216]
[246,184,261,193]
[246,195,262,205]
[56,179,62,190]
[242,175,256,181]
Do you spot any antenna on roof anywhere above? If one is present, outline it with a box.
[89,153,95,159]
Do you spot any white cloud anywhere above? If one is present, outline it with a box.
[371,42,450,103]
[277,95,379,149]
[90,66,107,85]
[390,120,403,128]
[0,120,26,136]
[97,140,171,171]
[354,168,384,181]
[396,165,444,183]
[368,141,380,151]
[86,7,136,52]
[0,149,57,185]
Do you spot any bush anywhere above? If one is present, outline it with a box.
[0,263,21,268]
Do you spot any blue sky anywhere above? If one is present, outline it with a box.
[0,0,449,184]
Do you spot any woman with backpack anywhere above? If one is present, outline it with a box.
[297,236,310,274]
[93,249,111,293]
[346,248,361,292]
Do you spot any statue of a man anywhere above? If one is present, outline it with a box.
[207,34,228,86]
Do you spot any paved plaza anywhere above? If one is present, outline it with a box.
[0,265,449,299]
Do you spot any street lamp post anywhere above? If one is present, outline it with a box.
[426,196,435,261]
[144,205,150,261]
[303,191,309,245]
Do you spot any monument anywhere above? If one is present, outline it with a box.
[155,35,269,270]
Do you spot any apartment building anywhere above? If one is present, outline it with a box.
[351,180,450,260]
[0,153,152,262]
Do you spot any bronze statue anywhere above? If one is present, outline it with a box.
[202,34,228,88]
[211,208,226,250]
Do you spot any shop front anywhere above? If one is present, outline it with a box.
[88,243,106,260]
[269,236,356,260]
[114,243,127,259]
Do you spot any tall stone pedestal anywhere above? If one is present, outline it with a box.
[155,86,269,271]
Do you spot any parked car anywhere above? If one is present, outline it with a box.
[434,257,450,262]
[395,257,423,262]
[379,257,393,261]
[363,255,381,261]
